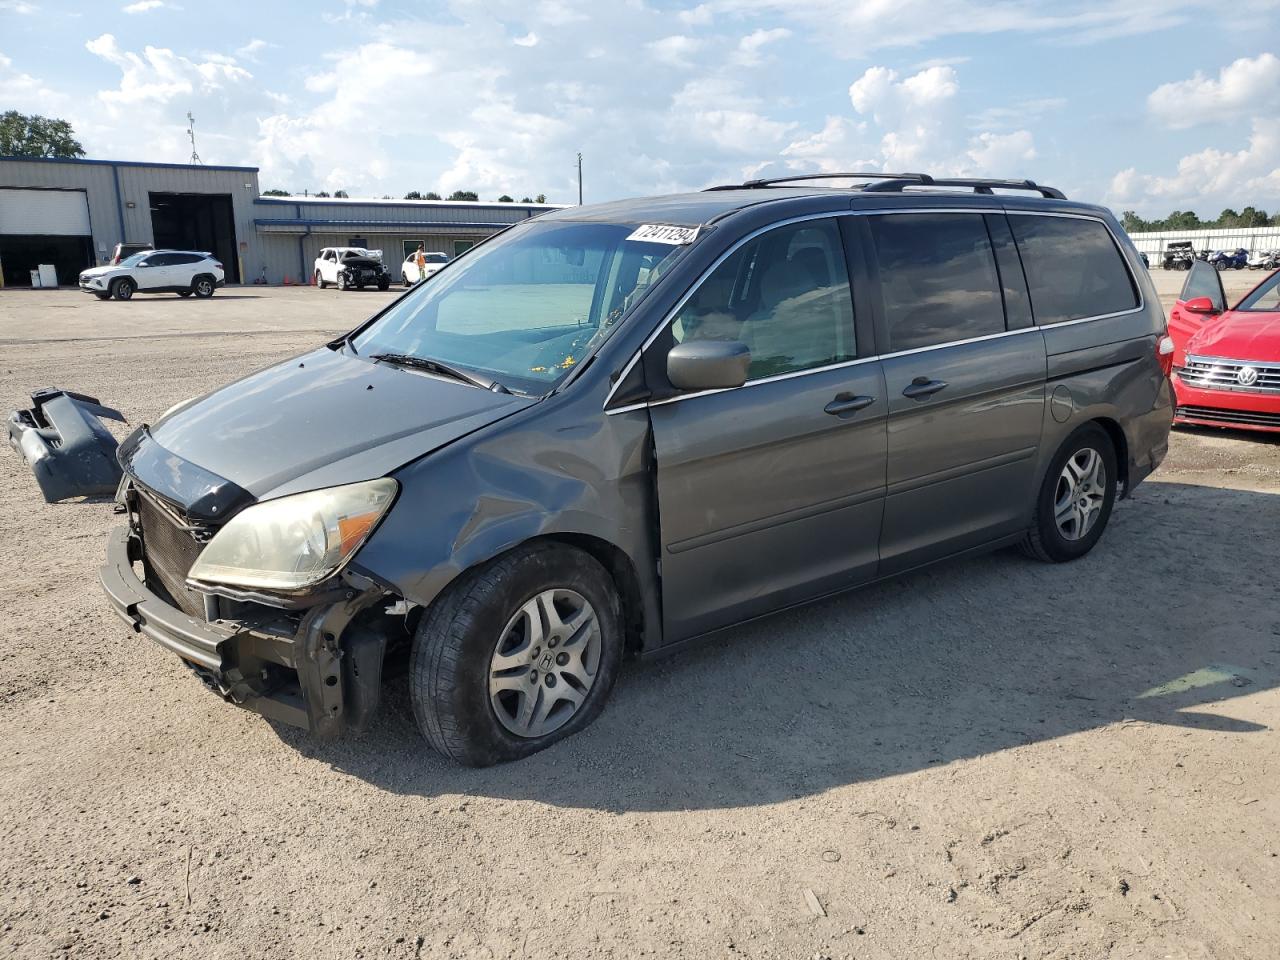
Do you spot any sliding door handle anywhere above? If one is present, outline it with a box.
[902,377,948,400]
[824,393,876,416]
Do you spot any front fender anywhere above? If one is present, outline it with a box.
[350,393,662,647]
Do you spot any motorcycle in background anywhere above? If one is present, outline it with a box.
[1208,248,1248,271]
[1246,250,1279,270]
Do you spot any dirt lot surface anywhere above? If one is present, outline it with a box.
[1,281,1278,960]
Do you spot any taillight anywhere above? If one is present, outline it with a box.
[1156,332,1175,378]
[213,262,224,271]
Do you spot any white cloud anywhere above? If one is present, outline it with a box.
[1148,53,1280,129]
[0,0,38,13]
[86,34,252,110]
[732,27,790,66]
[122,0,165,12]
[513,32,539,47]
[969,97,1066,131]
[0,54,68,112]
[648,35,702,67]
[1107,119,1280,212]
[236,38,271,60]
[677,3,714,26]
[966,129,1037,172]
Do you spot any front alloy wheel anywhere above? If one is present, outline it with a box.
[489,589,602,739]
[411,542,623,766]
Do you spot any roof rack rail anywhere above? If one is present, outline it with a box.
[703,171,1066,200]
[704,172,931,191]
[862,176,1066,200]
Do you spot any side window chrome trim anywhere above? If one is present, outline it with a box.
[603,207,1148,415]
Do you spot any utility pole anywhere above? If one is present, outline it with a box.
[577,152,583,205]
[187,111,203,165]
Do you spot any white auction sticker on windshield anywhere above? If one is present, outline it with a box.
[627,223,700,245]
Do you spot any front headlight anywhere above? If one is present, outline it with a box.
[188,478,397,592]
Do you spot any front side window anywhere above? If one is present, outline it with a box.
[670,218,855,380]
[351,221,687,395]
[869,213,1005,352]
[1010,214,1138,324]
[1237,271,1280,312]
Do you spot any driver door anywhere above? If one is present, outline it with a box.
[1169,259,1227,365]
[646,216,888,642]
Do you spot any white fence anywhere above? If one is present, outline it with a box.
[1127,226,1280,266]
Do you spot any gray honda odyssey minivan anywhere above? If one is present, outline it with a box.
[102,173,1174,765]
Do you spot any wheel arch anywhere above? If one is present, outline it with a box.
[1089,416,1130,495]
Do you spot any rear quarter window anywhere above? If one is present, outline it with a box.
[1009,214,1138,325]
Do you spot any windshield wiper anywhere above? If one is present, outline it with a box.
[370,353,509,393]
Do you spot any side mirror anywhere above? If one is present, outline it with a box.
[667,340,750,391]
[1183,296,1219,315]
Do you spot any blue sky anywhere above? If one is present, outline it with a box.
[2,0,1278,216]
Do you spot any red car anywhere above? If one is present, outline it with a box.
[1168,260,1280,433]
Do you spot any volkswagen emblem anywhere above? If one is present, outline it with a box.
[1237,365,1260,387]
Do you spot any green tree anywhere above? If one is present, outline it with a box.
[261,188,291,196]
[333,189,349,198]
[314,190,331,198]
[0,111,85,158]
[535,193,547,204]
[1121,211,1149,233]
[424,191,442,200]
[519,196,533,203]
[404,190,423,200]
[448,190,479,201]
[497,194,514,202]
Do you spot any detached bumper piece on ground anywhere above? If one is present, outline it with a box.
[6,388,127,502]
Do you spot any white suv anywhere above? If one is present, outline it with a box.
[79,250,225,301]
[314,247,392,291]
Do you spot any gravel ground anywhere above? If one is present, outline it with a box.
[1,280,1278,960]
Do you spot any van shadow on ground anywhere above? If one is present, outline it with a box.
[275,481,1279,812]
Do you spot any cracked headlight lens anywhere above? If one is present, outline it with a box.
[189,478,397,591]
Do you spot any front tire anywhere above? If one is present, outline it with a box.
[337,272,349,291]
[111,278,134,301]
[377,278,390,291]
[1021,423,1118,563]
[410,542,624,767]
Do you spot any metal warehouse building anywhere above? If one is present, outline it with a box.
[0,156,555,287]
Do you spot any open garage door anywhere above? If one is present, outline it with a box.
[149,192,239,283]
[0,188,94,287]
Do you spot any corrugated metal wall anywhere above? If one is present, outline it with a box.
[1128,226,1280,262]
[0,157,557,284]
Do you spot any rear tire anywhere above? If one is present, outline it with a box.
[177,290,192,297]
[410,542,624,767]
[193,277,215,298]
[316,270,328,289]
[403,272,413,287]
[111,278,134,301]
[1021,423,1118,563]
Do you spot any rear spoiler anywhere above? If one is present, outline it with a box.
[7,388,127,502]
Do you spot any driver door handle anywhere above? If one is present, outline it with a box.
[824,393,876,416]
[902,377,948,400]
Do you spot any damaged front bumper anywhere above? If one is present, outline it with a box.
[99,525,390,736]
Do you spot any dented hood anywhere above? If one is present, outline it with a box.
[143,347,532,503]
[1188,310,1280,364]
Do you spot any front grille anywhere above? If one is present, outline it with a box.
[136,492,209,617]
[1176,355,1280,394]
[1177,405,1280,428]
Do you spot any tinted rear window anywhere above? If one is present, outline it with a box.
[869,213,1005,352]
[1009,214,1138,325]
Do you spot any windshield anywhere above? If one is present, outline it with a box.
[1237,271,1280,312]
[119,252,151,267]
[351,221,688,394]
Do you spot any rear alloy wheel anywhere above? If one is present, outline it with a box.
[411,542,623,766]
[316,271,328,289]
[193,278,215,298]
[1021,423,1118,563]
[111,278,134,301]
[403,273,413,287]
